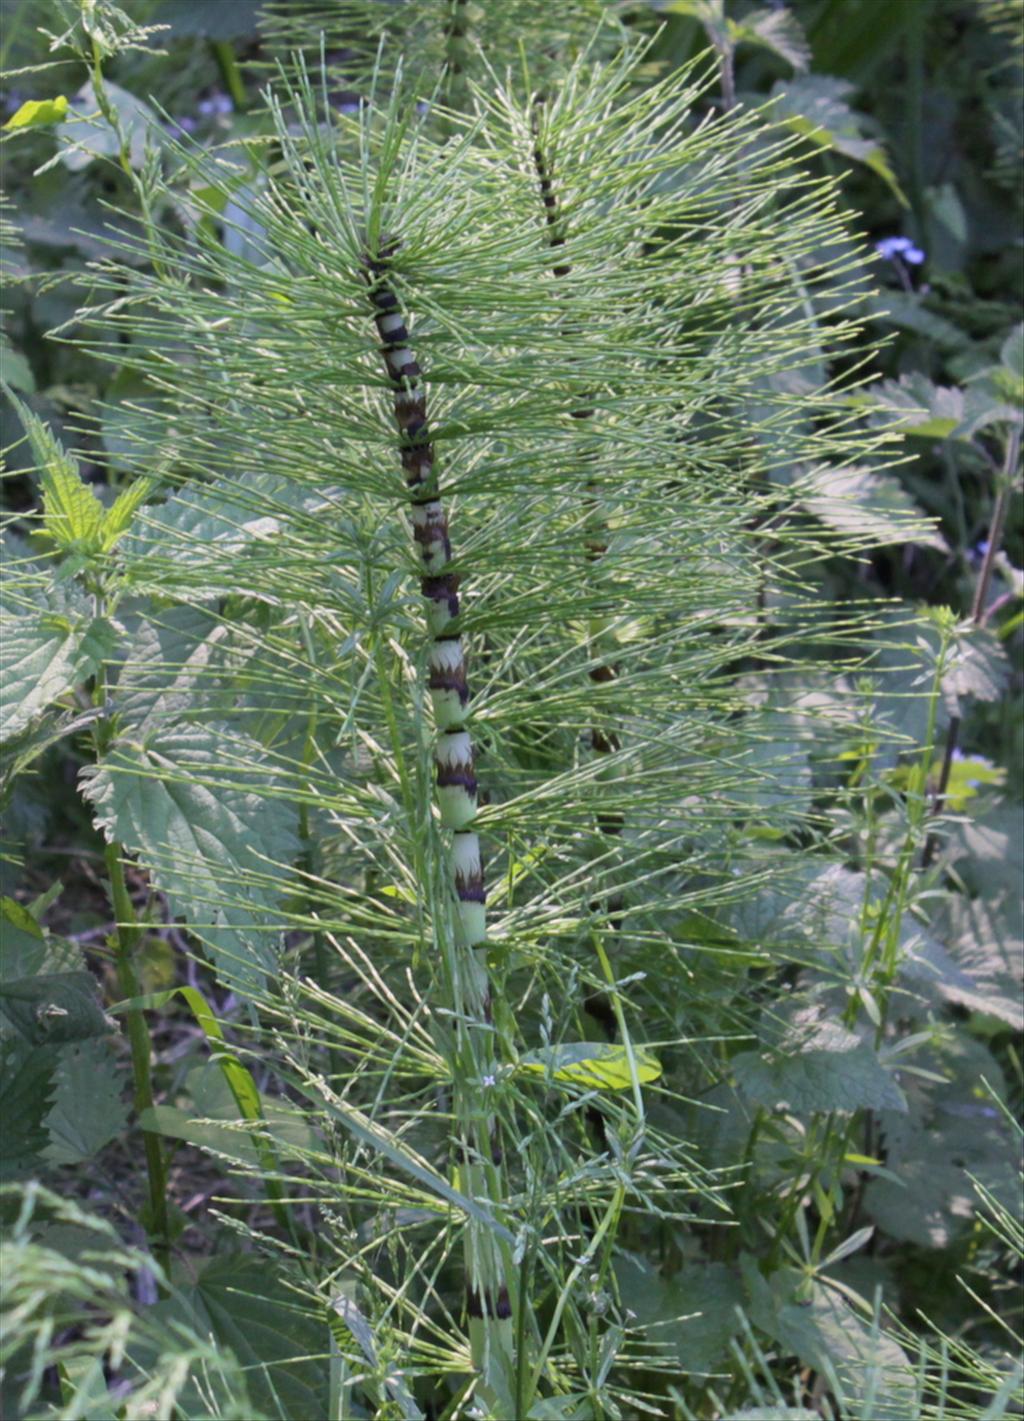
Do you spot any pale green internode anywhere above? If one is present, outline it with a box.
[429,638,469,728]
[436,729,478,829]
[451,830,486,947]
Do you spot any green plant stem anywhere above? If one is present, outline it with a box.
[104,841,171,1283]
[364,248,518,1415]
[922,426,1020,867]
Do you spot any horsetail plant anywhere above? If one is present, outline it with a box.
[2,27,957,1416]
[362,239,517,1409]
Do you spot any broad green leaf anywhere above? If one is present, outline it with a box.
[0,971,109,1045]
[57,82,161,171]
[0,331,35,391]
[942,626,1007,714]
[940,895,1023,1030]
[171,1255,329,1420]
[796,464,945,549]
[614,1255,743,1373]
[80,723,299,991]
[109,984,262,1120]
[140,1103,261,1163]
[3,96,69,130]
[901,928,1023,1030]
[862,374,965,439]
[733,1015,907,1114]
[742,1262,916,1419]
[519,1041,661,1090]
[0,1038,58,1178]
[947,802,1024,932]
[100,476,157,549]
[45,1039,128,1164]
[864,1036,1019,1246]
[1001,323,1023,381]
[864,293,965,351]
[141,1061,312,1166]
[58,1356,119,1421]
[769,76,904,201]
[0,898,82,982]
[152,0,264,39]
[115,603,227,728]
[731,8,810,71]
[0,598,115,739]
[9,397,104,552]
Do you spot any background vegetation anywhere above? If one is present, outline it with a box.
[1,1,1021,1418]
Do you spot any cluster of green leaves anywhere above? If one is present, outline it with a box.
[1,1,1021,1419]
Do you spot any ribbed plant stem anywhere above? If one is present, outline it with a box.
[363,246,517,1415]
[104,842,171,1283]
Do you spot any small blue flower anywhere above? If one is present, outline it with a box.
[198,93,234,118]
[876,235,926,265]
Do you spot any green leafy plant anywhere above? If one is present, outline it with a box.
[1,1,1020,1418]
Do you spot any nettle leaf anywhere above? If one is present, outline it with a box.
[942,626,1007,714]
[796,464,945,550]
[80,723,299,991]
[0,595,116,739]
[166,1255,328,1421]
[947,802,1024,930]
[3,95,69,130]
[614,1255,743,1373]
[126,474,329,570]
[1001,323,1023,382]
[13,403,104,552]
[100,476,158,550]
[115,603,229,728]
[0,897,82,981]
[864,1036,1018,1247]
[0,331,35,392]
[862,374,965,440]
[898,929,1023,1029]
[864,293,965,351]
[519,1042,661,1090]
[742,1262,916,1419]
[768,76,903,199]
[0,1038,58,1178]
[733,1013,907,1115]
[939,895,1023,1030]
[0,971,109,1045]
[735,8,810,70]
[45,1038,128,1165]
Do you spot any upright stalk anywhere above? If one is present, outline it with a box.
[362,245,517,1416]
[93,657,170,1282]
[103,842,171,1282]
[532,107,623,1040]
[922,425,1021,867]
